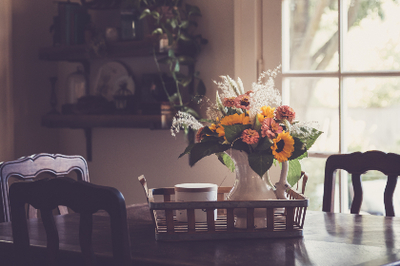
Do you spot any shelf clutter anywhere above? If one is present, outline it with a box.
[39,0,205,161]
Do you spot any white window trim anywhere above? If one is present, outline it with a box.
[233,0,262,89]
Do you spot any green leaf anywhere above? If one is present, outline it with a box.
[232,140,251,153]
[292,127,323,150]
[151,11,160,20]
[152,28,164,35]
[180,21,190,29]
[189,141,230,166]
[287,159,302,186]
[254,115,262,132]
[174,61,180,72]
[187,4,202,17]
[305,128,323,149]
[217,152,235,172]
[170,18,177,29]
[179,143,195,158]
[223,124,251,143]
[255,137,273,152]
[296,151,308,161]
[288,137,307,160]
[168,48,175,58]
[139,9,151,20]
[248,152,274,178]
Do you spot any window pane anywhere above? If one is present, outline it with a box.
[283,77,339,153]
[344,77,400,153]
[344,0,400,71]
[300,157,327,211]
[284,0,338,71]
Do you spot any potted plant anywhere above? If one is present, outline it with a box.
[125,0,208,121]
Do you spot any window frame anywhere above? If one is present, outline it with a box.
[234,0,400,212]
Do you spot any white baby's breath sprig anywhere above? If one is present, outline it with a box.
[249,69,282,120]
[171,111,204,137]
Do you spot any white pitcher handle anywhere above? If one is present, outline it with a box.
[274,161,290,199]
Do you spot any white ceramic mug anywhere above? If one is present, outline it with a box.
[174,183,218,222]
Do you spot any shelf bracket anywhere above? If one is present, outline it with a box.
[84,128,92,162]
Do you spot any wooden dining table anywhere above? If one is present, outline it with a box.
[1,203,400,266]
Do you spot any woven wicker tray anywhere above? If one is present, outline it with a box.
[139,175,308,241]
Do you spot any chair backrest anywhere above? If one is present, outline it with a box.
[0,153,90,222]
[322,150,400,216]
[9,177,131,266]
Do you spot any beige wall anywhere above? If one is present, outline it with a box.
[11,0,59,159]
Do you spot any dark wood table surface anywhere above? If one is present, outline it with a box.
[1,203,400,266]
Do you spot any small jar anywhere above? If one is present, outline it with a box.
[174,183,218,223]
[66,67,86,104]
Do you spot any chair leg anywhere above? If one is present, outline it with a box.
[350,174,363,214]
[79,213,96,265]
[384,175,397,217]
[41,209,59,266]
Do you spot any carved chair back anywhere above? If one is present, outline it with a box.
[9,177,131,266]
[0,153,89,222]
[322,150,400,216]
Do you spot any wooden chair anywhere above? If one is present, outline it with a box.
[0,153,90,222]
[322,150,400,216]
[9,177,131,266]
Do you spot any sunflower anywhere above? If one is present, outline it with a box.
[271,131,295,162]
[220,113,251,126]
[257,106,275,123]
[208,123,225,138]
[215,125,225,137]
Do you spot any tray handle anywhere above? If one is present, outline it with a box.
[138,175,150,202]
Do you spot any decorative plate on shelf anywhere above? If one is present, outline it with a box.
[94,61,135,101]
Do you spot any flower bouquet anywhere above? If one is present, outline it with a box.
[171,68,322,187]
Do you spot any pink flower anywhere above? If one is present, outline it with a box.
[223,97,236,108]
[241,129,259,145]
[275,105,296,123]
[261,118,283,139]
[234,94,251,110]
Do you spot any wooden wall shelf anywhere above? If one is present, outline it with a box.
[41,114,164,129]
[42,114,169,161]
[38,36,158,62]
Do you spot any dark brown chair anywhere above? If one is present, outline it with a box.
[9,177,131,266]
[0,153,90,222]
[322,150,400,216]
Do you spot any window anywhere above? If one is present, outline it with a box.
[261,0,400,213]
